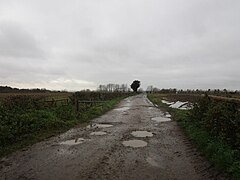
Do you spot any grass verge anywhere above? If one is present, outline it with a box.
[147,94,240,179]
[0,96,127,158]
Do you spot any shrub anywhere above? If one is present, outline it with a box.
[1,95,42,111]
[190,95,240,148]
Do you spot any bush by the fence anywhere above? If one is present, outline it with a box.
[190,95,240,148]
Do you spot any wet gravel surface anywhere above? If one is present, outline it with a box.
[0,94,223,180]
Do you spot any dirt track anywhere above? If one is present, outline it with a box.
[0,94,221,180]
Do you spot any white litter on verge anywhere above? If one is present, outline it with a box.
[169,101,188,109]
[161,100,174,105]
[161,100,193,110]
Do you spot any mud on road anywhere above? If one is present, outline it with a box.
[0,94,222,180]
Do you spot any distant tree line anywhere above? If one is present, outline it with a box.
[146,86,240,96]
[0,86,64,93]
[146,86,177,94]
[97,84,130,92]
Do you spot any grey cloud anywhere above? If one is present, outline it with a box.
[0,0,240,91]
[0,21,44,58]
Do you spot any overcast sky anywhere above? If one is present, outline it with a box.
[0,0,239,91]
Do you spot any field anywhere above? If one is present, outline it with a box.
[150,93,240,108]
[148,93,240,179]
[0,92,72,101]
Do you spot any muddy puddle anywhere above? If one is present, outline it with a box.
[90,131,107,136]
[148,107,155,110]
[122,140,148,148]
[125,100,131,106]
[165,113,171,118]
[60,138,85,145]
[56,148,73,155]
[151,116,171,122]
[87,123,113,128]
[114,107,130,111]
[131,131,153,138]
[146,157,159,167]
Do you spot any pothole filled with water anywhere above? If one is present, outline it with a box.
[131,131,153,138]
[87,123,113,128]
[90,131,107,136]
[165,113,171,118]
[60,138,85,145]
[114,107,130,111]
[146,157,159,167]
[151,117,171,122]
[122,140,148,148]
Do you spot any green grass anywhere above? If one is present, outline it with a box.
[148,95,169,108]
[147,94,240,179]
[0,96,127,158]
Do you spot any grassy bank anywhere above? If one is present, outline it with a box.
[0,95,127,158]
[148,94,240,179]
